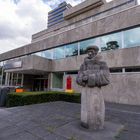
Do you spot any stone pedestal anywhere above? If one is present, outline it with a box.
[81,87,105,130]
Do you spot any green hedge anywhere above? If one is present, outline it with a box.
[6,91,81,107]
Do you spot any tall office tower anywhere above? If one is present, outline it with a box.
[48,2,72,28]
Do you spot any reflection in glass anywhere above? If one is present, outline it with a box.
[42,49,53,59]
[65,43,78,57]
[80,38,97,54]
[34,49,53,59]
[124,27,140,48]
[53,46,65,59]
[100,32,121,51]
[34,52,42,57]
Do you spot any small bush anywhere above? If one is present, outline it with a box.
[6,91,81,107]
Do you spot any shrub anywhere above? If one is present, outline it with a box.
[6,91,81,107]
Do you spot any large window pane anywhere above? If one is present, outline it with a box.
[124,27,140,48]
[53,46,65,59]
[34,52,42,57]
[79,38,98,55]
[100,32,122,51]
[52,73,63,89]
[33,49,53,59]
[65,43,78,57]
[42,49,53,59]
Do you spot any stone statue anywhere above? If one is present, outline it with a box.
[76,45,110,130]
[76,45,110,87]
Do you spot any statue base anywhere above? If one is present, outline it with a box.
[81,87,105,130]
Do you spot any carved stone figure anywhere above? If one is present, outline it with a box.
[76,45,110,87]
[76,45,110,130]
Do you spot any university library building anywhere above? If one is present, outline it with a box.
[0,0,140,105]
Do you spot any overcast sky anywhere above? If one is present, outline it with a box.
[0,0,117,54]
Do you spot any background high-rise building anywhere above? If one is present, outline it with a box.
[48,2,72,28]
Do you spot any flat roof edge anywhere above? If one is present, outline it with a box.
[64,0,105,20]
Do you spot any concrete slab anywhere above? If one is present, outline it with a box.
[0,101,140,140]
[43,134,67,140]
[0,131,42,140]
[55,120,122,140]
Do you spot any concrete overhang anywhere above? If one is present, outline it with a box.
[4,55,52,74]
[63,0,105,20]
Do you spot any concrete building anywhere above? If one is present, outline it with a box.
[48,2,72,28]
[0,0,140,105]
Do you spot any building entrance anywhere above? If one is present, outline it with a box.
[33,76,48,91]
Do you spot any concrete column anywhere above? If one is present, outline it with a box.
[21,74,24,87]
[16,73,18,86]
[81,87,105,130]
[7,73,10,86]
[0,67,4,86]
[48,73,53,91]
[10,73,13,86]
[63,72,66,90]
[5,73,8,85]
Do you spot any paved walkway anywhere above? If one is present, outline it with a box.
[0,101,140,140]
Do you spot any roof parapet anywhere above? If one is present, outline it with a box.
[64,0,105,20]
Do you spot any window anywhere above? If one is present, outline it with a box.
[124,27,140,48]
[100,32,122,51]
[53,46,65,59]
[52,73,63,89]
[110,68,123,73]
[42,49,53,59]
[125,67,140,72]
[30,27,140,60]
[65,43,78,57]
[65,71,78,74]
[34,52,42,57]
[80,38,98,55]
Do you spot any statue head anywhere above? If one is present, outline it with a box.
[86,45,99,59]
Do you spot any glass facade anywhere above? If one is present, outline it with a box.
[80,38,98,54]
[42,50,53,59]
[48,2,70,28]
[100,32,122,51]
[65,43,78,57]
[34,49,53,59]
[53,46,65,59]
[124,27,140,48]
[52,73,63,89]
[32,27,140,60]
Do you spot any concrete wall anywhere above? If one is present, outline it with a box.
[63,0,104,20]
[5,55,52,73]
[63,0,135,21]
[64,73,140,105]
[0,5,140,61]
